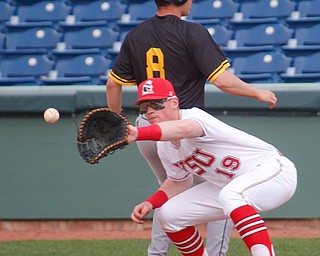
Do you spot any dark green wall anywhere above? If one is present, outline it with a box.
[0,112,319,219]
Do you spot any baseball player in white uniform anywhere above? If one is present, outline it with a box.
[127,78,298,256]
[135,116,232,255]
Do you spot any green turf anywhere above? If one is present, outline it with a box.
[0,238,319,256]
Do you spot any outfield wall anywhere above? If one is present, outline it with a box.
[0,84,319,220]
[1,83,320,114]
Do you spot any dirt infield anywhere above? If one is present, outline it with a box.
[0,219,319,241]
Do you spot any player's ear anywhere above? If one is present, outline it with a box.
[171,97,179,109]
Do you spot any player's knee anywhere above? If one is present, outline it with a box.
[219,186,246,216]
[157,203,181,232]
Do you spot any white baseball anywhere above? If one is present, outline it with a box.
[44,108,60,124]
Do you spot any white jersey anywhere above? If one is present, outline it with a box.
[157,108,279,187]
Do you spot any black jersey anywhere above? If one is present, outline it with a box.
[109,15,230,109]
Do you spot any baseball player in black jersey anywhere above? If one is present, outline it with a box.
[107,0,277,255]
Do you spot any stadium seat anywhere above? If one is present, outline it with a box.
[106,30,129,63]
[60,25,118,56]
[230,0,296,25]
[281,52,320,83]
[224,23,293,55]
[0,33,5,49]
[127,0,156,20]
[287,0,320,24]
[0,1,15,31]
[117,0,156,27]
[72,0,126,26]
[229,51,292,83]
[0,53,54,85]
[0,2,15,22]
[41,51,112,85]
[187,0,239,23]
[11,1,71,24]
[283,24,320,53]
[5,26,62,51]
[203,24,233,47]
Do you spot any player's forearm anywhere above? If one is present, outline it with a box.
[214,70,259,98]
[159,120,202,139]
[213,71,277,108]
[135,120,203,141]
[146,177,193,209]
[106,80,123,113]
[131,177,192,223]
[160,177,193,198]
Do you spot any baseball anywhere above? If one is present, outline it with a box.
[44,108,60,124]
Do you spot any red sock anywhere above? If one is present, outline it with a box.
[165,226,205,256]
[230,205,274,256]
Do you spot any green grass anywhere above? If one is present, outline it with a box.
[0,238,319,256]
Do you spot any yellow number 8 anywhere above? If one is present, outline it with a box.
[146,48,165,78]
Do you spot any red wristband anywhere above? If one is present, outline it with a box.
[145,190,168,209]
[136,125,162,141]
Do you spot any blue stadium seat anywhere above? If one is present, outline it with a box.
[0,2,14,21]
[72,0,126,26]
[5,26,62,51]
[203,24,233,47]
[283,24,320,53]
[281,52,320,83]
[13,1,71,24]
[41,51,112,85]
[294,24,320,46]
[0,2,15,31]
[127,0,156,20]
[0,53,54,85]
[230,0,296,25]
[230,51,292,83]
[0,33,5,49]
[106,30,129,63]
[224,23,293,55]
[118,30,130,43]
[187,0,239,23]
[117,0,156,27]
[62,25,118,55]
[287,0,320,25]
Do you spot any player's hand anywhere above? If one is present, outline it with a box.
[131,201,153,224]
[256,89,277,109]
[127,125,138,144]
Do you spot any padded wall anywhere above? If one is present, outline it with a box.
[0,111,319,219]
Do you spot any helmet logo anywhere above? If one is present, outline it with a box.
[142,80,154,95]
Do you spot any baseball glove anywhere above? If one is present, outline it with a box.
[77,108,130,164]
